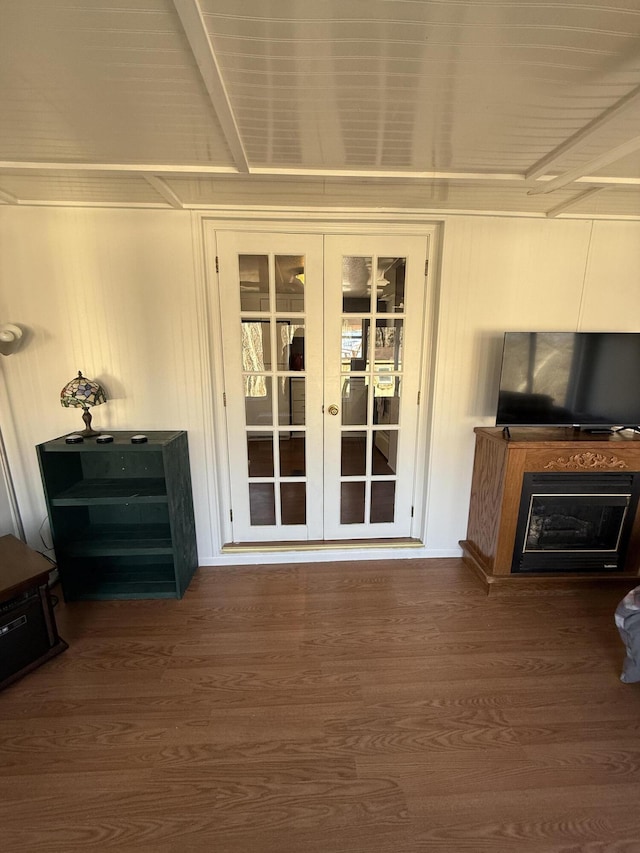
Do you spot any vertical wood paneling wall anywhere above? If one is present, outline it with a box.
[0,207,215,558]
[0,430,16,535]
[425,216,640,554]
[1,207,639,562]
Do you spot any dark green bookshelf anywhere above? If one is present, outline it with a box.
[37,431,197,600]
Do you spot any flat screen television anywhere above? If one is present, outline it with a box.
[496,332,640,430]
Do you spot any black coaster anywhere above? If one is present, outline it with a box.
[65,434,84,444]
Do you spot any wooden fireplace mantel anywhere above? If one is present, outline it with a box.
[460,427,640,589]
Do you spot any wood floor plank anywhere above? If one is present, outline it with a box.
[163,822,412,853]
[364,757,640,797]
[2,775,408,852]
[402,784,640,852]
[1,557,638,853]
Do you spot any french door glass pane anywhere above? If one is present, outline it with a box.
[373,379,401,425]
[371,481,396,523]
[341,318,367,371]
[242,320,272,371]
[277,320,305,370]
[376,258,406,314]
[275,255,305,312]
[249,483,275,525]
[373,319,403,372]
[372,432,397,475]
[341,377,368,425]
[245,376,272,426]
[341,431,366,475]
[278,378,305,425]
[239,255,269,311]
[281,483,306,525]
[342,257,373,313]
[247,432,273,477]
[341,482,365,524]
[279,432,306,476]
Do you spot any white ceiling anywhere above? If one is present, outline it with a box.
[1,0,640,218]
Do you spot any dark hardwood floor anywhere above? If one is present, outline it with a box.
[2,558,640,852]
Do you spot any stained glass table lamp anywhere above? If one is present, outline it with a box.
[60,371,107,436]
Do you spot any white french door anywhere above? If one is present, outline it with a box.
[216,231,428,543]
[218,232,324,542]
[322,235,427,539]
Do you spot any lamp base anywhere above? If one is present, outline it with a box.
[81,407,101,437]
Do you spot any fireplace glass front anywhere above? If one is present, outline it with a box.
[525,495,629,552]
[512,473,639,573]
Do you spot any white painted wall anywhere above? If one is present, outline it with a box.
[0,434,16,536]
[1,206,639,563]
[0,207,217,558]
[425,217,640,554]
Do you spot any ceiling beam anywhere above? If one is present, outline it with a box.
[0,162,238,176]
[0,186,18,204]
[577,175,640,186]
[144,176,184,209]
[172,0,249,173]
[1,161,640,190]
[0,160,640,190]
[248,168,524,181]
[529,134,640,195]
[0,162,525,181]
[545,187,605,218]
[526,82,640,182]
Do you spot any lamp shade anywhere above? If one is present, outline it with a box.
[60,371,107,409]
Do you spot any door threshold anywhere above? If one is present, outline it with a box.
[222,538,423,553]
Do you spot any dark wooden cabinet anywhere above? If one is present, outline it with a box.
[0,534,67,689]
[37,431,197,600]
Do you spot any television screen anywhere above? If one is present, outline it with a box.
[496,332,640,429]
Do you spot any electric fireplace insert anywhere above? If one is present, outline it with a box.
[512,472,640,573]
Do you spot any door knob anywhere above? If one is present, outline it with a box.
[328,404,339,416]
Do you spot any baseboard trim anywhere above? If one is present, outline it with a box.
[222,537,423,553]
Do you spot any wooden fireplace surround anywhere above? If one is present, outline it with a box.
[461,427,640,589]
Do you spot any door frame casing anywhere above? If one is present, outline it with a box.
[200,213,442,558]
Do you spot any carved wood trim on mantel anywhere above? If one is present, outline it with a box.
[543,452,628,470]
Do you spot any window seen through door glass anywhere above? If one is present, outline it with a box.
[341,318,367,373]
[241,320,272,371]
[372,319,403,372]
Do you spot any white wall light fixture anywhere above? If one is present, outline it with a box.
[0,324,23,356]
